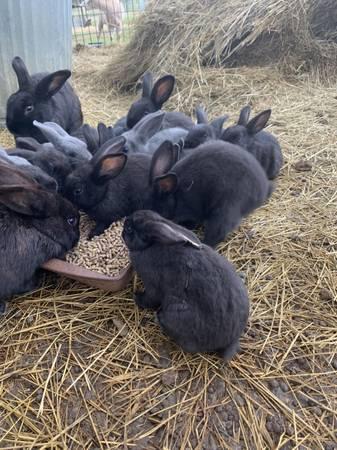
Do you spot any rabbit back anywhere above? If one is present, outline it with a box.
[151,141,272,246]
[127,213,249,356]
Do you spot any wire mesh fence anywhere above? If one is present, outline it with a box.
[72,0,147,47]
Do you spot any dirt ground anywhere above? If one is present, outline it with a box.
[0,48,336,449]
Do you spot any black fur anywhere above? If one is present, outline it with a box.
[126,71,193,130]
[184,105,228,149]
[10,138,73,193]
[123,210,249,359]
[0,163,79,312]
[150,140,273,247]
[64,137,152,238]
[222,106,283,179]
[6,56,83,143]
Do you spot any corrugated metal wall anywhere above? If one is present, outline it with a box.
[0,0,72,126]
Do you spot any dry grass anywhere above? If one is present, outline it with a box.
[0,48,336,449]
[103,0,337,90]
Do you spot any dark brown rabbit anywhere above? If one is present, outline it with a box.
[123,210,249,359]
[150,140,273,247]
[0,163,79,313]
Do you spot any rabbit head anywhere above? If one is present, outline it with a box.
[33,120,92,161]
[149,140,197,226]
[222,106,271,148]
[123,210,202,252]
[123,111,166,153]
[184,105,228,149]
[126,72,175,129]
[13,137,73,192]
[6,57,71,141]
[0,163,80,252]
[0,147,57,191]
[64,137,127,211]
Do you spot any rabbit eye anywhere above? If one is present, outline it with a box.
[67,216,78,227]
[124,222,134,235]
[74,187,83,196]
[25,105,34,114]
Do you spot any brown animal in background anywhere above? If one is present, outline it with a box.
[81,0,124,41]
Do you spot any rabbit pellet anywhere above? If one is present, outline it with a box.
[66,214,129,276]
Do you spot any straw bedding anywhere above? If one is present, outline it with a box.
[103,0,337,90]
[0,48,336,449]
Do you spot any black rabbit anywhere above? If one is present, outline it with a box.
[222,106,283,179]
[64,136,152,238]
[0,163,79,313]
[150,140,273,247]
[126,71,194,130]
[10,137,73,193]
[123,210,249,359]
[6,56,83,143]
[82,122,121,155]
[183,105,228,149]
[0,147,57,191]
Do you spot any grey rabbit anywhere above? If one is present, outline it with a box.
[126,71,194,130]
[0,163,79,313]
[123,210,249,359]
[0,147,57,191]
[64,136,152,238]
[33,120,92,160]
[10,137,73,193]
[221,106,283,179]
[6,56,83,143]
[123,111,188,155]
[150,140,273,247]
[183,105,228,149]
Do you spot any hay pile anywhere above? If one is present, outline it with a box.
[104,0,337,89]
[0,48,336,449]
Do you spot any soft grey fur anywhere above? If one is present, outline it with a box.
[150,140,273,247]
[123,210,249,359]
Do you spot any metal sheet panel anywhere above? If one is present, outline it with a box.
[0,0,72,125]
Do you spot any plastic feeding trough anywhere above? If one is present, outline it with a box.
[42,259,134,292]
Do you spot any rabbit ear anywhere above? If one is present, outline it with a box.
[196,105,208,124]
[154,173,177,194]
[133,111,165,140]
[149,140,177,183]
[210,115,229,132]
[151,75,175,108]
[40,121,68,136]
[12,56,33,90]
[92,136,126,163]
[0,185,55,217]
[16,137,41,152]
[142,71,154,98]
[35,70,71,99]
[246,109,271,135]
[150,221,201,248]
[33,120,64,148]
[83,124,99,152]
[0,162,37,186]
[93,153,127,183]
[238,106,251,126]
